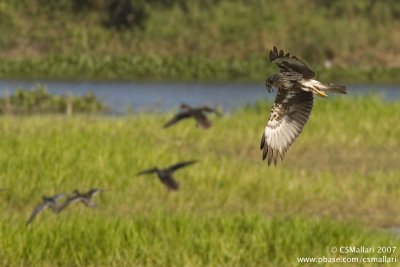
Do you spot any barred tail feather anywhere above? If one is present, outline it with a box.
[322,83,347,94]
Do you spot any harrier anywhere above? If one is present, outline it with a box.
[137,160,198,191]
[163,104,221,129]
[261,46,347,165]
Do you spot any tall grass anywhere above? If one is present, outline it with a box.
[0,216,397,266]
[0,96,399,265]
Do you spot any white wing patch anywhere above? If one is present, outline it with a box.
[260,90,313,165]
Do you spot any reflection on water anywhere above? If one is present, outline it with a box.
[0,80,398,113]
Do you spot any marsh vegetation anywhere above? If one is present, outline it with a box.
[0,85,107,115]
[0,96,399,266]
[0,0,399,81]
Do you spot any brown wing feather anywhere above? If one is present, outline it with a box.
[163,111,192,128]
[167,160,198,172]
[27,202,49,224]
[260,89,313,165]
[270,46,316,79]
[161,175,179,191]
[194,113,212,128]
[55,196,79,213]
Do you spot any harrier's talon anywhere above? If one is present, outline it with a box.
[313,87,328,98]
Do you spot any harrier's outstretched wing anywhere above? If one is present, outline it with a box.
[260,90,313,165]
[270,46,316,79]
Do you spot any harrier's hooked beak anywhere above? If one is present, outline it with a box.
[265,78,274,93]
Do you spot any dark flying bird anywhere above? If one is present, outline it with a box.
[27,194,64,225]
[163,104,221,129]
[56,188,107,213]
[261,46,347,165]
[137,160,198,191]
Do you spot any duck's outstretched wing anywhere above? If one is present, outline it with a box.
[86,188,107,197]
[163,111,192,128]
[167,160,198,172]
[260,89,313,165]
[201,106,222,116]
[27,202,49,225]
[137,168,158,176]
[161,175,180,191]
[194,113,212,128]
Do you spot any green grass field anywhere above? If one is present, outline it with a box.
[0,96,399,266]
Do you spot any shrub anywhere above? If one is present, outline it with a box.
[0,85,108,115]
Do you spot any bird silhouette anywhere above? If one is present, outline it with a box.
[56,188,107,213]
[163,104,221,129]
[27,194,64,225]
[137,160,198,191]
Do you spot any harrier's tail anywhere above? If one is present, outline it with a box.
[303,80,347,97]
[322,83,347,94]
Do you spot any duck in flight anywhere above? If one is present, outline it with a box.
[137,160,198,191]
[27,193,64,225]
[163,104,221,129]
[56,188,107,213]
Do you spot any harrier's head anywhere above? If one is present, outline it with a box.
[265,74,278,92]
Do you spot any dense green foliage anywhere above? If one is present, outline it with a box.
[0,96,399,265]
[0,85,107,114]
[0,0,399,81]
[0,55,398,82]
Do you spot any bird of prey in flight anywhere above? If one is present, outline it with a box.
[261,46,347,165]
[137,160,198,191]
[163,104,221,129]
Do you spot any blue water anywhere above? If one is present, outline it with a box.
[0,80,398,113]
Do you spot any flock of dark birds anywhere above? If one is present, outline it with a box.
[14,46,347,225]
[25,104,218,224]
[27,160,201,225]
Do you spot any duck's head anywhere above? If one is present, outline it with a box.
[180,103,191,111]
